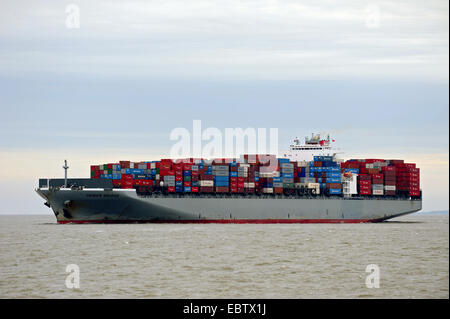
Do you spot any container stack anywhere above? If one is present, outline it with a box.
[89,155,419,198]
[395,163,420,197]
[357,174,372,195]
[199,163,214,193]
[280,160,295,193]
[341,158,420,197]
[382,166,396,196]
[309,156,342,195]
[213,164,229,193]
[371,173,384,196]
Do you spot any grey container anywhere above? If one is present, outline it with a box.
[213,166,229,171]
[273,182,283,188]
[213,171,229,176]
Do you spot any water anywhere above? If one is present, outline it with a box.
[0,214,448,298]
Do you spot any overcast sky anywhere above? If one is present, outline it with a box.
[0,0,448,213]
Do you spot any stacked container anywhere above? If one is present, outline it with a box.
[382,166,396,196]
[395,163,420,197]
[90,155,419,198]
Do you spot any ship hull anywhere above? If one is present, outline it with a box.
[36,188,422,224]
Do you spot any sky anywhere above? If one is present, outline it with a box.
[0,0,448,214]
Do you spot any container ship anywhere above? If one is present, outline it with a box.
[36,134,422,224]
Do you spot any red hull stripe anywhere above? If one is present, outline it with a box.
[57,218,380,224]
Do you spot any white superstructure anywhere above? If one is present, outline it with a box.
[282,133,340,162]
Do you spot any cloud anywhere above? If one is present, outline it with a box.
[0,0,447,80]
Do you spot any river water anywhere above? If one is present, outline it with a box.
[0,214,448,298]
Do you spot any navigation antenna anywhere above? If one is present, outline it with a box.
[63,160,69,188]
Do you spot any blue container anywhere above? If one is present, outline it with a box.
[329,188,342,195]
[254,177,260,182]
[326,172,341,178]
[326,177,341,183]
[278,158,290,164]
[184,187,191,192]
[229,171,238,177]
[112,174,121,180]
[281,173,294,178]
[183,170,191,176]
[175,181,183,186]
[263,182,273,188]
[215,182,229,187]
[214,176,229,182]
[273,177,282,183]
[191,181,199,187]
[344,168,360,174]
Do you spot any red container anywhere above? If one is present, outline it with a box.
[168,186,175,192]
[191,187,199,193]
[215,186,229,193]
[112,180,121,186]
[274,187,283,194]
[121,174,133,181]
[119,161,131,169]
[122,181,133,189]
[184,181,191,187]
[200,186,214,193]
[200,174,214,180]
[175,176,183,182]
[160,169,175,176]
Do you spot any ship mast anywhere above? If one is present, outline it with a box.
[63,160,69,188]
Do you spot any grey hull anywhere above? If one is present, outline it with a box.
[36,188,422,223]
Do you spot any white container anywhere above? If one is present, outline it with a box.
[262,188,273,193]
[384,185,396,191]
[200,180,214,187]
[373,189,384,195]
